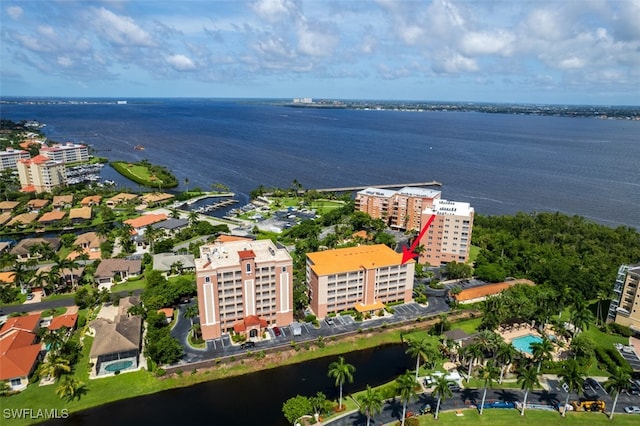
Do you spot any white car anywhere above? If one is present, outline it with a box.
[624,406,640,414]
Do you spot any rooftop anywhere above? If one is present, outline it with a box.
[424,199,474,217]
[196,239,291,270]
[397,186,441,198]
[357,187,397,198]
[307,244,408,275]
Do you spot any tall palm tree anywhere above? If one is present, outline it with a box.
[604,367,631,420]
[432,375,453,420]
[395,370,416,426]
[327,356,355,410]
[496,342,519,383]
[53,256,80,288]
[183,304,199,326]
[516,365,540,416]
[55,375,84,401]
[188,210,200,226]
[595,288,611,327]
[39,356,71,380]
[570,299,595,336]
[559,359,584,417]
[461,342,484,378]
[478,360,500,415]
[405,338,431,381]
[530,336,554,373]
[358,385,383,426]
[42,329,65,355]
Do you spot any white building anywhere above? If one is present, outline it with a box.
[0,148,30,171]
[39,142,89,164]
[16,155,67,193]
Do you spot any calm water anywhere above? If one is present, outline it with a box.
[2,99,640,229]
[45,344,412,426]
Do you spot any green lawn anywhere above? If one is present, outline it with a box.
[110,277,147,293]
[415,408,637,425]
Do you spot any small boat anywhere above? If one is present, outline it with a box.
[134,145,145,151]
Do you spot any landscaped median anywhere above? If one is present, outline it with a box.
[110,160,178,189]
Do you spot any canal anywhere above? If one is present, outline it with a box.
[48,343,412,426]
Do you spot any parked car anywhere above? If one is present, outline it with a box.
[26,294,34,300]
[325,317,335,326]
[419,403,432,414]
[273,326,281,336]
[585,378,600,391]
[240,341,255,349]
[447,382,461,392]
[624,406,640,414]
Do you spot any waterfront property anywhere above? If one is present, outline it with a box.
[195,238,294,340]
[16,155,67,193]
[0,147,30,171]
[608,263,640,333]
[305,244,414,319]
[0,313,42,391]
[39,142,89,164]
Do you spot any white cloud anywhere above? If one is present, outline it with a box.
[166,54,196,71]
[432,52,478,74]
[296,19,338,57]
[7,6,23,20]
[90,7,156,47]
[57,56,73,67]
[461,30,514,56]
[252,0,296,24]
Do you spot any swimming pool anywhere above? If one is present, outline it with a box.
[104,360,134,372]
[511,334,542,354]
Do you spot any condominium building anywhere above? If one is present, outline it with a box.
[195,239,294,340]
[39,142,89,164]
[355,187,441,231]
[608,263,640,332]
[418,199,474,265]
[16,155,67,193]
[0,148,30,171]
[306,244,414,319]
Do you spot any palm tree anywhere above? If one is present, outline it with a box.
[478,360,500,415]
[53,256,80,289]
[461,342,484,378]
[595,288,611,327]
[395,370,416,426]
[432,375,453,420]
[405,338,431,381]
[570,299,595,336]
[39,356,71,380]
[604,367,631,420]
[516,365,540,416]
[55,375,83,401]
[496,342,519,383]
[42,329,65,355]
[169,208,181,219]
[183,304,199,326]
[559,359,584,417]
[358,385,383,426]
[530,336,554,373]
[327,356,355,410]
[188,210,200,226]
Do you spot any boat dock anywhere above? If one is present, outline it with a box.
[193,199,238,213]
[264,181,442,196]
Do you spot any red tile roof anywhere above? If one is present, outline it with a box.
[124,213,167,229]
[0,330,41,380]
[232,315,267,332]
[454,279,535,302]
[48,314,78,331]
[215,235,253,243]
[238,250,256,260]
[157,308,174,318]
[0,313,41,336]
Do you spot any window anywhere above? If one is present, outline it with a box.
[204,276,210,283]
[282,266,287,273]
[246,262,252,274]
[10,378,21,387]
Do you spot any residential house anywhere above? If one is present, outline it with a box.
[306,244,415,319]
[52,195,73,210]
[68,206,92,224]
[38,210,66,226]
[0,201,21,214]
[152,253,195,276]
[69,232,106,260]
[94,259,143,290]
[0,241,13,254]
[26,199,49,213]
[80,195,102,207]
[6,213,38,228]
[157,308,174,323]
[88,297,142,376]
[124,213,168,250]
[140,192,174,207]
[195,239,294,340]
[151,218,189,237]
[0,213,11,227]
[105,193,138,208]
[0,313,42,391]
[11,237,61,262]
[48,314,78,332]
[0,271,15,286]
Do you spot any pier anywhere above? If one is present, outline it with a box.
[192,198,238,213]
[264,181,442,196]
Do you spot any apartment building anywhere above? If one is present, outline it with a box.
[306,244,414,319]
[195,239,294,340]
[355,187,441,231]
[418,199,474,265]
[608,263,640,332]
[16,155,67,193]
[39,142,89,164]
[0,148,30,171]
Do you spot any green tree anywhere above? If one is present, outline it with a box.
[358,385,383,426]
[55,375,84,401]
[327,356,355,410]
[405,338,431,381]
[183,304,199,326]
[282,395,313,425]
[496,342,519,383]
[604,366,631,420]
[559,359,584,418]
[570,299,595,336]
[461,342,484,378]
[395,370,416,426]
[516,365,540,416]
[432,375,453,420]
[39,356,71,380]
[309,392,332,418]
[530,336,554,373]
[478,360,500,415]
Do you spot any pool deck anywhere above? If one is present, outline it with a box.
[497,323,568,361]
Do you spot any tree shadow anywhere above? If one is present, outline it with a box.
[459,388,480,405]
[535,389,560,406]
[383,397,403,422]
[494,389,520,402]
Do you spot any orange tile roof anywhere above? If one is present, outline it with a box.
[0,330,41,380]
[0,213,11,226]
[0,201,20,210]
[20,185,37,193]
[140,193,174,203]
[307,244,407,276]
[27,199,49,208]
[7,213,38,226]
[0,313,41,335]
[354,301,385,312]
[157,308,174,318]
[238,250,256,260]
[352,230,369,240]
[215,234,253,243]
[124,213,167,229]
[454,279,535,302]
[48,314,78,331]
[80,195,102,205]
[0,271,15,284]
[233,315,267,332]
[38,210,66,222]
[69,207,92,220]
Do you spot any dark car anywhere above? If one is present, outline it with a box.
[273,327,281,337]
[419,403,432,414]
[240,341,255,349]
[447,382,461,392]
[585,378,600,390]
[26,294,34,300]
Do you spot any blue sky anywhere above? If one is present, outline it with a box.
[1,0,639,105]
